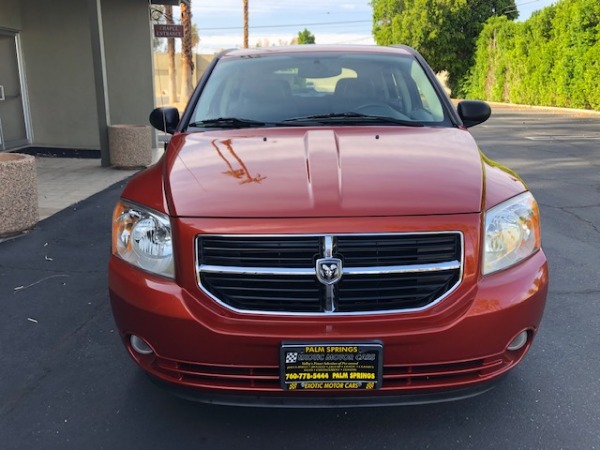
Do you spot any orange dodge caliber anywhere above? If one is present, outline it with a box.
[109,45,548,407]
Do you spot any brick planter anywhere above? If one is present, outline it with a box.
[0,153,38,237]
[108,124,152,169]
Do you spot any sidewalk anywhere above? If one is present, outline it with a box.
[35,149,163,220]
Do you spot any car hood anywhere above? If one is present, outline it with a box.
[165,127,484,218]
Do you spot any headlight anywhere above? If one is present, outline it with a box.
[112,200,174,278]
[483,192,541,275]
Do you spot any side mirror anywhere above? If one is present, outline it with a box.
[457,100,491,128]
[149,107,180,134]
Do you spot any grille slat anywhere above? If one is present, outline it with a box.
[197,234,462,314]
[335,270,458,312]
[200,272,322,312]
[336,235,461,267]
[200,236,319,268]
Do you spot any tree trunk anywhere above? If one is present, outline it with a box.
[165,5,177,104]
[180,1,194,102]
[243,0,249,49]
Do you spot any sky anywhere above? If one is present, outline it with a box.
[182,0,558,54]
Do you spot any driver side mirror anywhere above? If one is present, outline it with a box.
[149,107,180,134]
[457,100,491,128]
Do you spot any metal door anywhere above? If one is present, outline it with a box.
[0,31,30,150]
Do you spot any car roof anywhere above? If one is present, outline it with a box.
[220,44,415,59]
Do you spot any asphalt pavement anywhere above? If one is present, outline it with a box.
[1,106,599,449]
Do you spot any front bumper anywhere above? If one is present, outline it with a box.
[109,245,548,406]
[148,374,505,407]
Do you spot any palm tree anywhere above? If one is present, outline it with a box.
[243,0,249,48]
[180,0,194,101]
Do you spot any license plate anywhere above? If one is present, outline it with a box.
[280,342,383,391]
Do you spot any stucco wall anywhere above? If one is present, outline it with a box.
[3,0,154,150]
[102,0,154,126]
[0,0,22,31]
[20,0,100,148]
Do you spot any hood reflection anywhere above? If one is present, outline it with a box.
[211,138,266,185]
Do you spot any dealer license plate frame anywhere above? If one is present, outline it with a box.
[280,342,383,391]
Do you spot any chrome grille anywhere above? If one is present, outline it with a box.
[196,233,463,315]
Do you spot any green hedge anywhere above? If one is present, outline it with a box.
[466,0,600,110]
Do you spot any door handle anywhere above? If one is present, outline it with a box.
[0,85,5,101]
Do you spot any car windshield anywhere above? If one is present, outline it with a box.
[189,51,449,128]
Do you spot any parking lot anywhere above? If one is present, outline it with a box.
[1,105,599,449]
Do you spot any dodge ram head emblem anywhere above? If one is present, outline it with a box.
[316,258,343,285]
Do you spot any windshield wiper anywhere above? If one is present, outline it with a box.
[189,117,267,129]
[282,112,424,127]
[190,113,425,129]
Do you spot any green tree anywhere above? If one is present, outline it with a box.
[467,0,600,110]
[372,0,518,95]
[297,28,316,44]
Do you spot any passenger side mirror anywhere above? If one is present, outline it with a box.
[149,107,180,134]
[457,100,491,128]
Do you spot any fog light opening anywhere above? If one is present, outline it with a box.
[130,335,154,355]
[507,331,529,352]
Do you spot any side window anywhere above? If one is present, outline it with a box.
[211,76,239,118]
[192,68,240,120]
[390,71,413,114]
[409,62,444,121]
[192,78,231,122]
